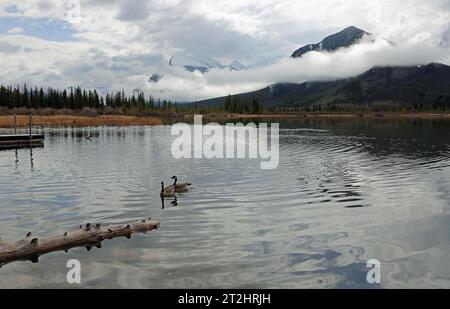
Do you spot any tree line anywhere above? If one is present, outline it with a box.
[224,94,263,114]
[0,84,266,114]
[0,84,177,112]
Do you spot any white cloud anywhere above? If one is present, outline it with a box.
[0,0,450,101]
[7,27,24,34]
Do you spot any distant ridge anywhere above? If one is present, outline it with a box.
[191,63,450,110]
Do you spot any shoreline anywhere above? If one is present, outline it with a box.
[1,112,450,128]
[0,115,161,128]
[200,112,450,120]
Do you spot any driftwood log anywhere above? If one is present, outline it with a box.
[0,218,160,267]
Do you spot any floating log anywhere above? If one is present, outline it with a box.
[0,218,160,267]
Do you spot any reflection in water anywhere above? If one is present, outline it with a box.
[0,119,450,288]
[11,147,35,173]
[14,149,18,169]
[161,196,178,209]
[29,148,34,173]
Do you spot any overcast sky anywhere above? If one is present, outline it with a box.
[1,0,450,101]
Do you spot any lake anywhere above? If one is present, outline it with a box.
[1,117,450,288]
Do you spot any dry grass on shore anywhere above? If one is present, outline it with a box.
[0,115,161,128]
[2,112,449,129]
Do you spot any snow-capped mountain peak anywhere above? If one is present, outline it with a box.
[149,54,246,83]
[291,26,370,58]
[228,60,246,71]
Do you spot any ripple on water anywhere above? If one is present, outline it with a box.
[1,122,450,288]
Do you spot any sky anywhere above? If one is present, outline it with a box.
[0,0,450,102]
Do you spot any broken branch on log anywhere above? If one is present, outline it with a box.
[0,218,160,267]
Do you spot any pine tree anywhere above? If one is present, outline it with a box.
[22,84,29,108]
[74,87,82,109]
[62,89,68,108]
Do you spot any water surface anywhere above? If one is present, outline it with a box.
[1,118,450,288]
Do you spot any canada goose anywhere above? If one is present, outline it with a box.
[160,182,175,197]
[171,176,192,192]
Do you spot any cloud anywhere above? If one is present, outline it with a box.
[144,38,450,101]
[3,4,19,14]
[116,0,151,21]
[36,0,55,12]
[0,0,450,102]
[7,26,23,34]
[0,40,21,53]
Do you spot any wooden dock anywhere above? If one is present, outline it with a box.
[0,114,44,150]
[0,134,45,150]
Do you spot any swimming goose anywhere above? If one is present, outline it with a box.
[160,182,175,197]
[171,176,192,192]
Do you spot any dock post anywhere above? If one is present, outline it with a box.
[29,113,32,142]
[13,114,16,135]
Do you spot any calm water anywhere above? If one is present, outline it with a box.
[1,118,450,288]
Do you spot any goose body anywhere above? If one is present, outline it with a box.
[160,182,175,197]
[171,176,192,192]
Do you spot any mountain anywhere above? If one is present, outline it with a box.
[148,73,163,83]
[184,65,210,74]
[183,59,246,73]
[326,63,450,106]
[167,55,246,73]
[189,81,344,109]
[179,55,225,73]
[191,63,450,109]
[291,26,370,58]
[149,55,246,83]
[228,60,247,71]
